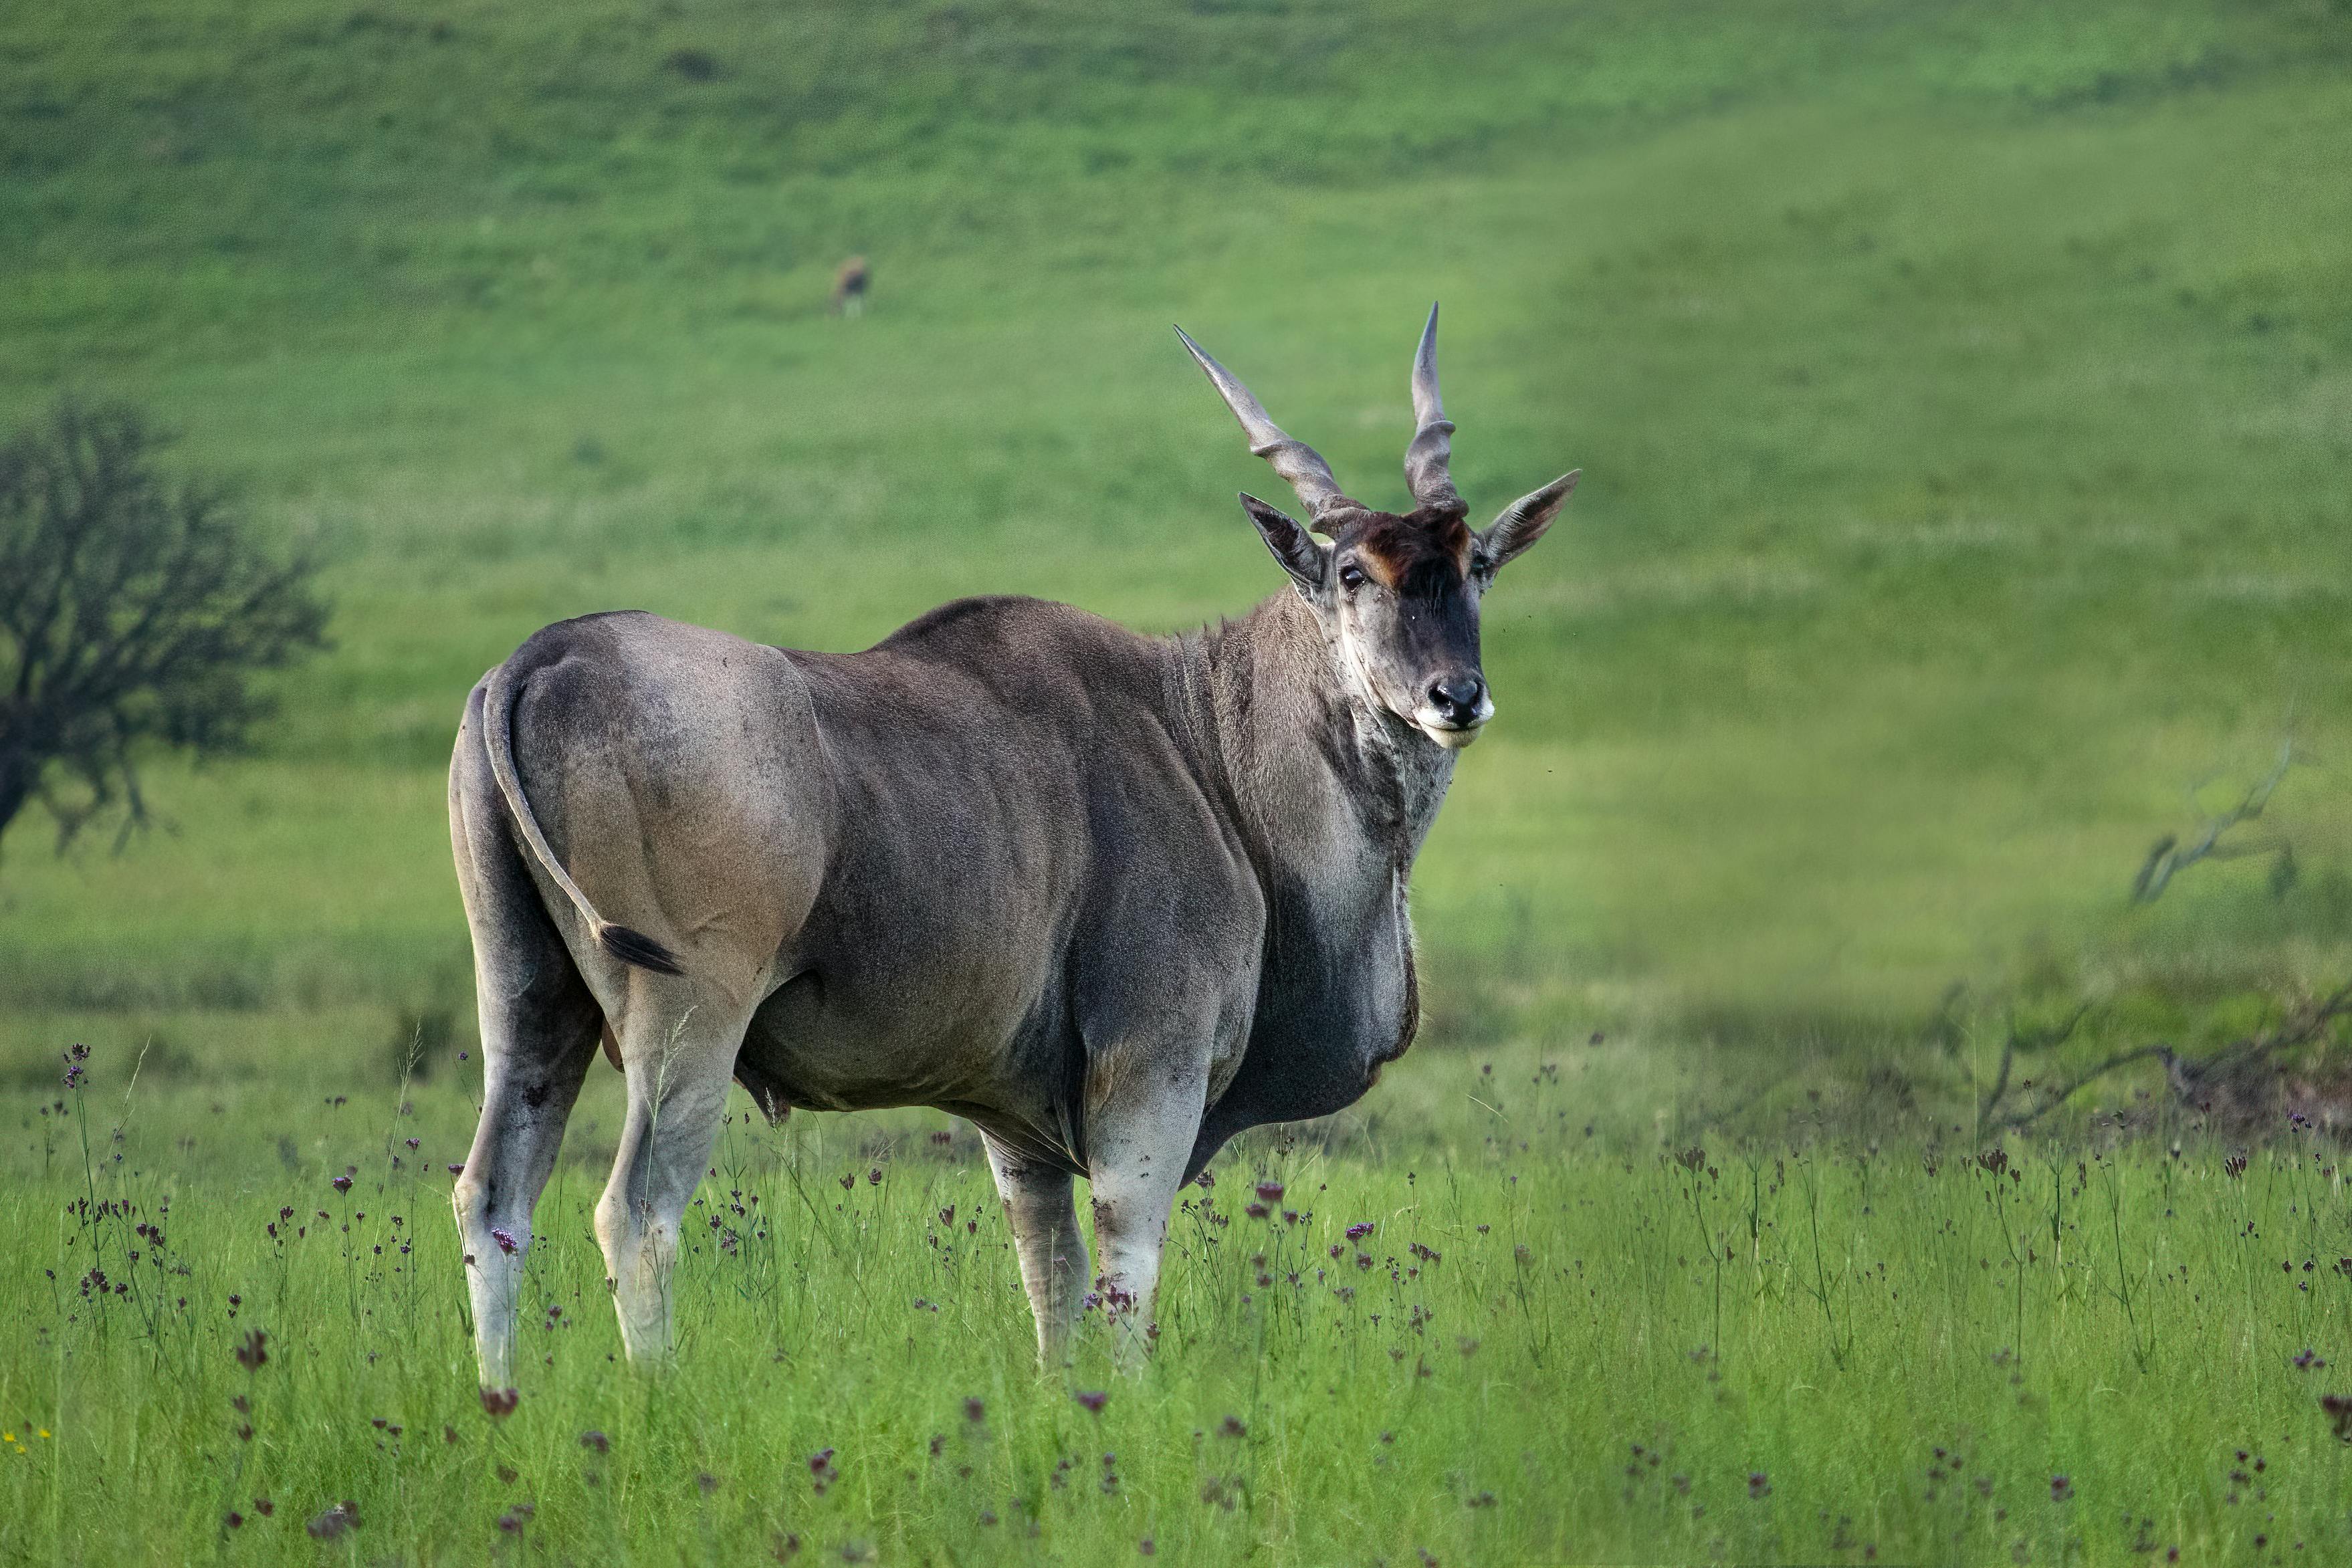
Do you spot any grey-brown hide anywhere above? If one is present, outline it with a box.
[447,307,1577,1385]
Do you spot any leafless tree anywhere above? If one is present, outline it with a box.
[0,398,330,861]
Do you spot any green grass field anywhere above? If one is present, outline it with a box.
[6,1038,2352,1564]
[7,1,2352,1560]
[5,0,2351,1052]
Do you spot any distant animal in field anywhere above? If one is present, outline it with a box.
[447,305,1578,1387]
[831,255,869,316]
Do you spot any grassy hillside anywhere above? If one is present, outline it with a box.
[5,1,2352,1069]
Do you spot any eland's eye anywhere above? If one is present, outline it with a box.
[1338,563,1367,590]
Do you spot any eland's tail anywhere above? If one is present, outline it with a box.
[479,661,684,977]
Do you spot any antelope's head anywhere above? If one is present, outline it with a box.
[1178,306,1577,750]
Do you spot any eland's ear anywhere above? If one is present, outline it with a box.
[1240,492,1327,593]
[1478,470,1579,572]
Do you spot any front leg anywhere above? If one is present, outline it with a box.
[983,1138,1089,1364]
[1084,1052,1210,1369]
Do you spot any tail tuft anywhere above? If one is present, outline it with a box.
[597,922,685,976]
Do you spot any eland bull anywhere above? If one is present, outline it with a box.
[449,307,1577,1386]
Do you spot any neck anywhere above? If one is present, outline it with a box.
[1168,591,1449,1123]
[1172,590,1457,881]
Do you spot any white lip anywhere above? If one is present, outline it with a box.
[1415,711,1489,750]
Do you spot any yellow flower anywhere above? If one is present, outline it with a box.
[36,1429,49,1439]
[2,1433,13,1444]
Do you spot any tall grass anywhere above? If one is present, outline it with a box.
[4,1038,2349,1563]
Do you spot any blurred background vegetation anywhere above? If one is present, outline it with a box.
[4,0,2350,1114]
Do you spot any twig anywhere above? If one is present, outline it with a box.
[2166,980,2352,1098]
[1986,1044,2173,1133]
[1983,980,2352,1133]
[1978,1004,2093,1129]
[2132,741,2294,903]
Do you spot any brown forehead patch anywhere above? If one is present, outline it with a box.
[1345,506,1472,588]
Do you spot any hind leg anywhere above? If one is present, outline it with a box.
[594,987,751,1365]
[449,708,603,1391]
[983,1137,1089,1364]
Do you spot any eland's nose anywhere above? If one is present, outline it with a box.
[1426,675,1486,728]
